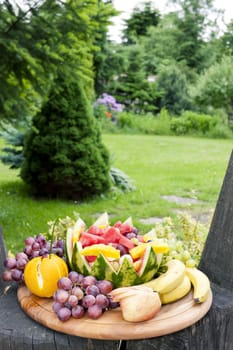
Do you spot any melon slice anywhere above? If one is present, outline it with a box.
[66,217,85,269]
[93,212,109,228]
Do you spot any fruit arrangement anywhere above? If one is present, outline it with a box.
[2,212,211,323]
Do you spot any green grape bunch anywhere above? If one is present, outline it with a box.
[154,213,209,268]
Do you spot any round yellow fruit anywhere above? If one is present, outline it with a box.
[24,254,68,298]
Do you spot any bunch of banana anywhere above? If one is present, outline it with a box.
[141,259,211,305]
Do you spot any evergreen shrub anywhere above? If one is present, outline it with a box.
[20,78,111,200]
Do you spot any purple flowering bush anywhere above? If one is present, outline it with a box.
[94,93,123,122]
[96,93,123,113]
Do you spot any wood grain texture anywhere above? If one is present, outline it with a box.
[199,150,233,291]
[17,285,212,340]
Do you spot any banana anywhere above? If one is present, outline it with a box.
[142,259,186,294]
[160,274,191,304]
[185,267,211,303]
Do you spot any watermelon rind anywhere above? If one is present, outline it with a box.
[66,228,74,270]
[113,256,140,287]
[66,218,85,270]
[91,254,117,281]
[72,242,91,276]
[71,243,160,288]
[138,246,158,282]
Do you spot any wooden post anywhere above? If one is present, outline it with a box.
[199,149,233,290]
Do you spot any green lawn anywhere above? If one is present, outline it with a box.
[0,134,232,252]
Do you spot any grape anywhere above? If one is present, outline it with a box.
[24,245,33,256]
[4,257,17,269]
[64,302,72,310]
[57,307,72,321]
[16,258,27,270]
[132,227,139,234]
[117,244,128,256]
[32,242,40,251]
[67,294,78,307]
[77,273,84,284]
[57,277,73,291]
[35,234,46,246]
[85,285,99,297]
[39,247,49,256]
[95,294,109,309]
[52,301,63,313]
[81,276,97,288]
[96,280,113,294]
[68,271,80,284]
[72,305,85,319]
[87,304,103,319]
[125,232,136,239]
[52,247,63,257]
[54,289,69,304]
[25,236,35,245]
[52,271,120,322]
[82,294,96,308]
[186,258,196,267]
[108,299,120,309]
[2,270,12,281]
[2,234,66,289]
[31,250,40,258]
[11,269,23,281]
[16,252,28,261]
[56,239,64,248]
[71,286,84,300]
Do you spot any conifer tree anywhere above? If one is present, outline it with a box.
[20,75,111,200]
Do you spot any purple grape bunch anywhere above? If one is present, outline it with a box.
[2,234,65,283]
[53,271,119,321]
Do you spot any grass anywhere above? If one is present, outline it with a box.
[0,134,232,253]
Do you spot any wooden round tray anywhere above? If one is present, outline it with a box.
[17,285,212,340]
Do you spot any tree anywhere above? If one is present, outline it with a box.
[122,1,160,44]
[0,0,116,122]
[219,20,233,56]
[109,44,160,113]
[168,0,219,71]
[20,74,111,200]
[190,55,233,116]
[156,62,192,115]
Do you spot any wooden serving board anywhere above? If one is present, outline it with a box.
[17,285,212,340]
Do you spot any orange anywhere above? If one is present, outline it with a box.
[24,254,68,298]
